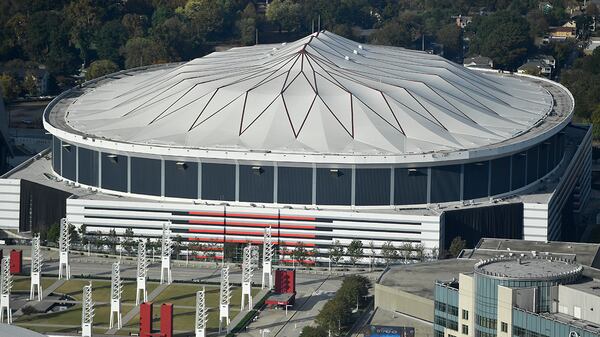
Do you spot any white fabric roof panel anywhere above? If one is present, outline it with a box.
[65,31,555,156]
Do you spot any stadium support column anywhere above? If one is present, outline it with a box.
[160,222,173,284]
[262,227,274,289]
[81,282,94,337]
[241,244,254,310]
[195,287,208,337]
[109,262,123,329]
[58,218,71,280]
[30,234,43,301]
[218,266,231,332]
[136,240,149,305]
[0,257,12,323]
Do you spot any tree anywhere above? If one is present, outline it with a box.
[292,242,308,265]
[381,241,398,266]
[94,20,128,65]
[179,0,225,39]
[0,73,20,101]
[526,9,548,38]
[368,241,376,270]
[436,23,462,60]
[86,60,119,81]
[237,3,257,45]
[591,105,600,140]
[315,297,352,335]
[65,0,101,65]
[122,13,149,38]
[22,71,38,96]
[266,0,302,32]
[399,242,413,262]
[413,243,425,262]
[329,240,344,266]
[449,236,466,257]
[121,37,168,69]
[337,275,371,308]
[299,325,328,337]
[46,223,61,245]
[370,21,413,48]
[122,228,136,255]
[468,11,532,70]
[346,239,363,266]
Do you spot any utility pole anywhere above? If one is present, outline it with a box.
[218,266,231,332]
[136,240,149,305]
[0,257,12,324]
[160,222,173,284]
[109,262,123,329]
[58,218,71,280]
[262,227,274,289]
[195,287,208,337]
[30,234,43,301]
[81,282,94,337]
[241,244,255,310]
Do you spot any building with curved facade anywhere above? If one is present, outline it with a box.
[0,31,591,258]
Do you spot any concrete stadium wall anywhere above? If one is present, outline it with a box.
[374,283,434,322]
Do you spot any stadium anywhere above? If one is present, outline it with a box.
[0,31,591,258]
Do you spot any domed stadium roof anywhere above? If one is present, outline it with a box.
[65,31,555,155]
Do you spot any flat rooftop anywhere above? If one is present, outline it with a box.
[469,238,600,268]
[474,257,581,280]
[378,260,475,300]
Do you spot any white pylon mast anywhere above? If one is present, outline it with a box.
[58,218,71,280]
[30,234,43,301]
[195,287,208,337]
[241,244,254,310]
[0,257,12,324]
[136,240,149,304]
[218,266,231,332]
[109,262,123,329]
[262,227,274,289]
[160,222,173,284]
[81,282,94,337]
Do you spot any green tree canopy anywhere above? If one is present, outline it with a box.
[449,236,466,258]
[299,325,328,337]
[468,11,532,70]
[266,0,302,32]
[94,20,129,66]
[0,73,20,101]
[122,37,168,69]
[86,59,119,81]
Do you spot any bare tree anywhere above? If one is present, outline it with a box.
[381,241,398,266]
[328,240,344,267]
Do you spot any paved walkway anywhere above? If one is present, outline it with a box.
[104,283,169,335]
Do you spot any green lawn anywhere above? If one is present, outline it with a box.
[11,277,55,293]
[15,279,258,335]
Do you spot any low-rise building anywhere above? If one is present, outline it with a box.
[463,56,494,69]
[374,239,600,337]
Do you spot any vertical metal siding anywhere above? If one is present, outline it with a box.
[511,152,527,190]
[464,162,489,200]
[52,136,61,175]
[526,146,539,185]
[78,147,98,186]
[201,163,235,201]
[101,153,128,192]
[277,166,312,205]
[430,165,461,203]
[355,168,390,206]
[238,165,274,203]
[316,168,351,205]
[61,142,77,181]
[490,157,511,196]
[131,157,161,196]
[394,168,428,205]
[164,161,198,199]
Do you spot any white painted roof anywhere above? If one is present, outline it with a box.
[65,31,554,156]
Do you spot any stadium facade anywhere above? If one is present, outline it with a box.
[0,31,591,258]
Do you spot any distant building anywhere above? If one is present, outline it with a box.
[549,26,577,40]
[0,65,50,96]
[374,239,600,337]
[518,55,556,77]
[585,37,600,55]
[454,15,473,28]
[463,56,494,69]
